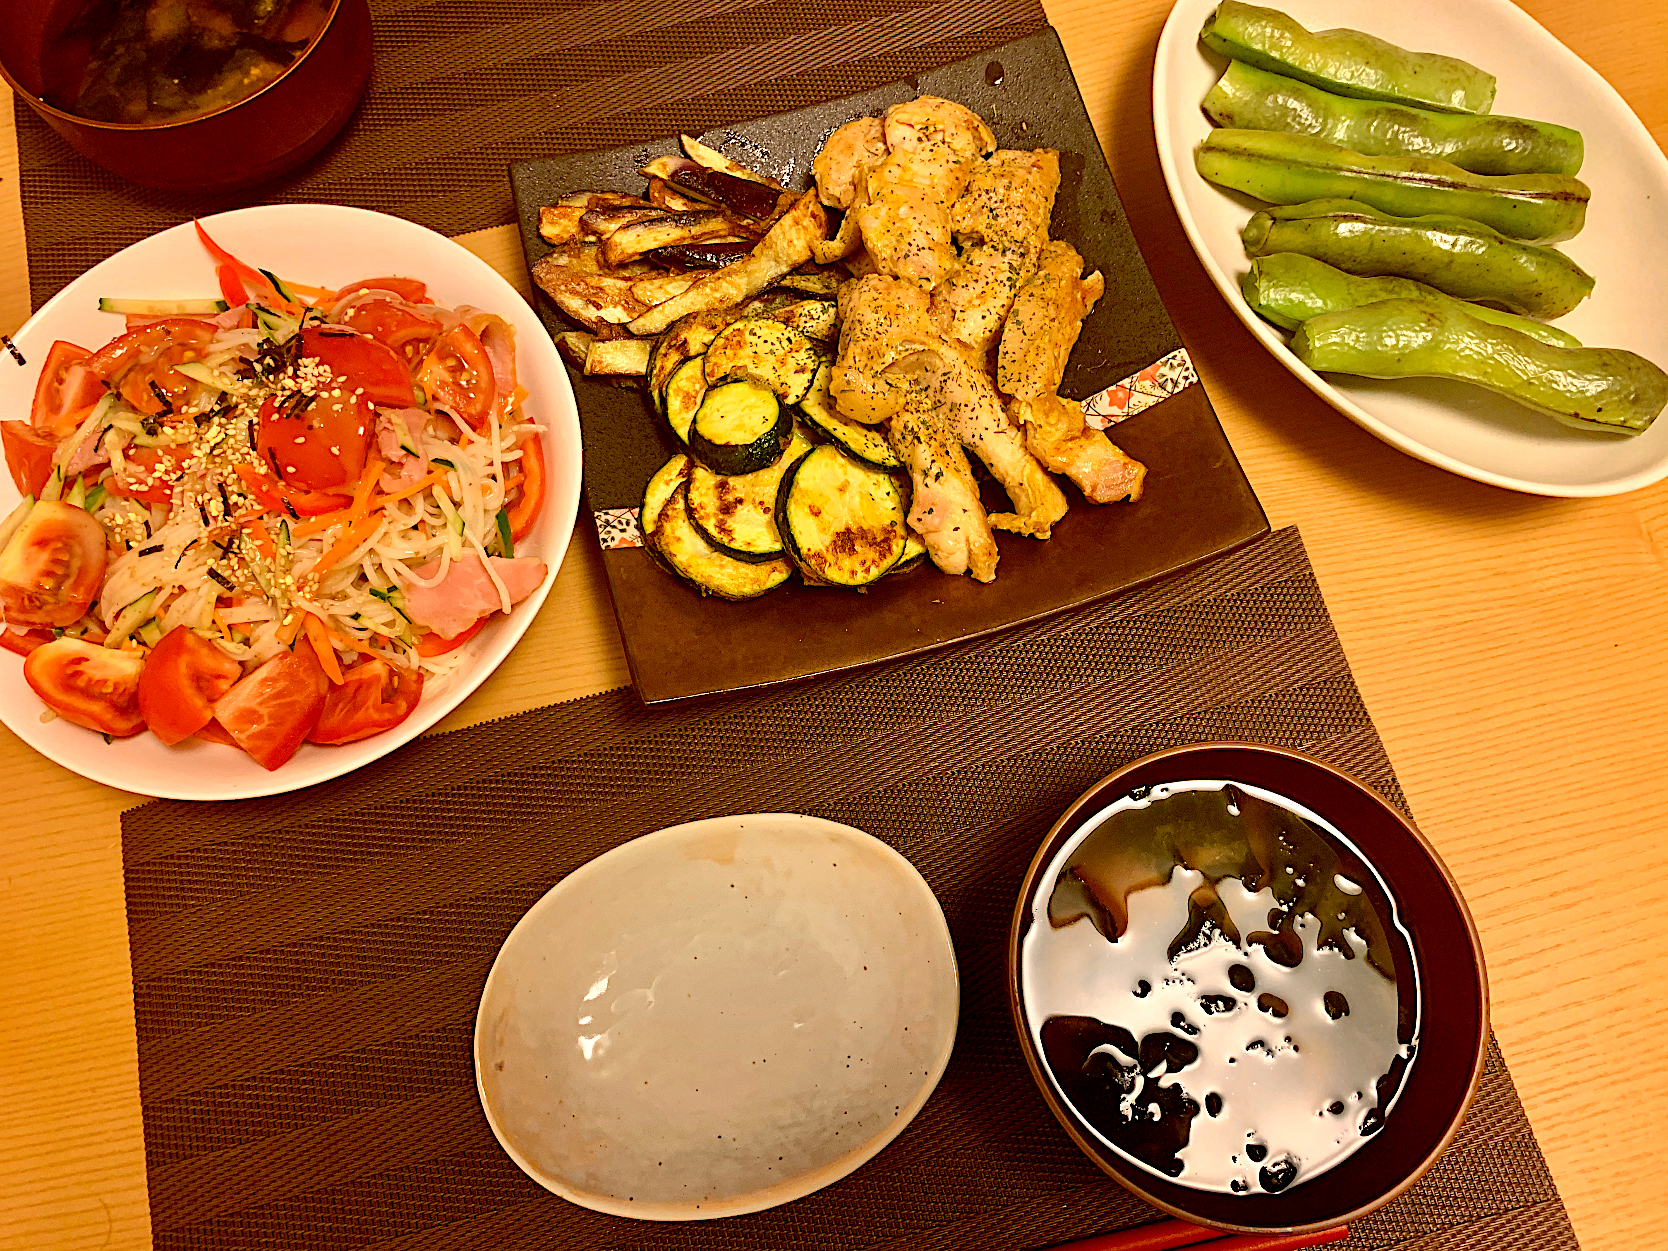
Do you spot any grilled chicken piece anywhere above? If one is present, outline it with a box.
[855,96,995,288]
[951,149,1060,249]
[813,117,888,210]
[997,240,1105,400]
[1012,394,1147,503]
[887,347,1068,539]
[887,408,1000,582]
[831,275,939,425]
[626,192,826,335]
[931,241,1039,359]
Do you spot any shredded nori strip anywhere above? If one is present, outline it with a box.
[136,543,163,557]
[148,380,173,414]
[217,480,233,517]
[283,500,299,520]
[278,390,315,419]
[247,419,258,450]
[198,502,210,526]
[313,326,357,337]
[207,568,235,592]
[174,539,196,568]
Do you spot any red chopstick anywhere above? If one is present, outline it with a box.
[1042,1218,1350,1251]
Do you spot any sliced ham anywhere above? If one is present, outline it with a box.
[375,406,430,490]
[401,553,547,639]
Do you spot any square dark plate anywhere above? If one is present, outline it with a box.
[509,25,1268,704]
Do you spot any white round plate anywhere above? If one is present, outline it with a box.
[0,204,581,799]
[1154,0,1668,496]
[474,813,960,1221]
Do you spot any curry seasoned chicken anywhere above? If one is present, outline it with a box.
[808,97,1146,582]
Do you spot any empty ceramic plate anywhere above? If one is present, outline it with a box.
[474,813,960,1220]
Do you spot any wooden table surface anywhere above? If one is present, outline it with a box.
[2,1,1665,1247]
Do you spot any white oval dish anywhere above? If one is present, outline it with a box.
[1153,0,1668,496]
[0,204,581,800]
[474,813,960,1221]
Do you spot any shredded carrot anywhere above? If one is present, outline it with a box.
[203,505,266,542]
[212,607,234,641]
[277,613,305,645]
[372,469,447,509]
[312,515,382,578]
[291,509,352,540]
[351,455,387,519]
[284,281,337,301]
[302,613,345,684]
[244,517,276,561]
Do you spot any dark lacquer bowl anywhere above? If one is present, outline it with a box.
[0,0,371,193]
[1007,742,1488,1234]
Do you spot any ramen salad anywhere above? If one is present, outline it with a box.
[0,224,548,770]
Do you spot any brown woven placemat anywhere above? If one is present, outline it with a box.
[121,526,1578,1250]
[15,0,1049,309]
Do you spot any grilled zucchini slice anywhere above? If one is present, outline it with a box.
[704,317,820,405]
[655,481,793,599]
[664,355,708,443]
[648,308,735,414]
[688,379,790,475]
[687,430,812,563]
[798,358,902,470]
[891,526,928,575]
[776,444,908,588]
[772,298,838,343]
[641,453,692,571]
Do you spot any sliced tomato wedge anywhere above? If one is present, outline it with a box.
[254,376,376,496]
[506,432,545,542]
[413,615,486,657]
[31,341,107,439]
[234,464,352,518]
[339,300,440,365]
[137,626,244,745]
[417,325,496,430]
[301,325,415,407]
[0,627,56,657]
[194,717,240,747]
[105,444,194,506]
[307,657,424,744]
[336,276,429,304]
[0,501,108,628]
[212,645,328,770]
[86,319,217,415]
[23,638,146,736]
[2,421,59,497]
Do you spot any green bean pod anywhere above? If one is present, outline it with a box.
[1198,129,1589,242]
[1200,0,1496,114]
[1289,298,1667,434]
[1241,253,1581,348]
[1203,61,1582,176]
[1241,199,1594,318]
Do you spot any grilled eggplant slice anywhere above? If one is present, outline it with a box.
[771,298,838,343]
[531,257,650,329]
[640,155,785,220]
[579,204,670,239]
[704,317,820,404]
[681,134,786,188]
[631,271,704,305]
[648,308,737,414]
[688,379,790,474]
[584,338,652,376]
[776,444,907,588]
[655,481,793,599]
[628,193,827,336]
[774,272,843,295]
[648,178,707,211]
[555,331,594,366]
[798,360,901,470]
[602,210,752,266]
[663,355,708,443]
[686,429,812,562]
[539,192,653,243]
[645,241,755,270]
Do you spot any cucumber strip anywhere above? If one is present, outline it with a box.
[39,466,64,503]
[97,297,229,316]
[494,507,515,559]
[65,476,86,508]
[136,620,165,647]
[106,589,160,648]
[776,444,906,588]
[174,359,246,391]
[260,269,302,305]
[255,307,301,343]
[82,484,106,513]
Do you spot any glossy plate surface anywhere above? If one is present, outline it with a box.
[0,204,581,799]
[475,813,960,1220]
[1154,0,1668,496]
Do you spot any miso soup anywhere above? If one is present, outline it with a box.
[1019,780,1420,1195]
[40,0,332,125]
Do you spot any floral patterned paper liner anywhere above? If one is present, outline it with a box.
[592,348,1199,551]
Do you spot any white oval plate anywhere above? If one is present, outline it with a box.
[1154,0,1668,496]
[474,813,960,1221]
[0,204,581,800]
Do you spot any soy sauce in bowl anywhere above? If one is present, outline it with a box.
[40,0,333,125]
[1019,779,1420,1197]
